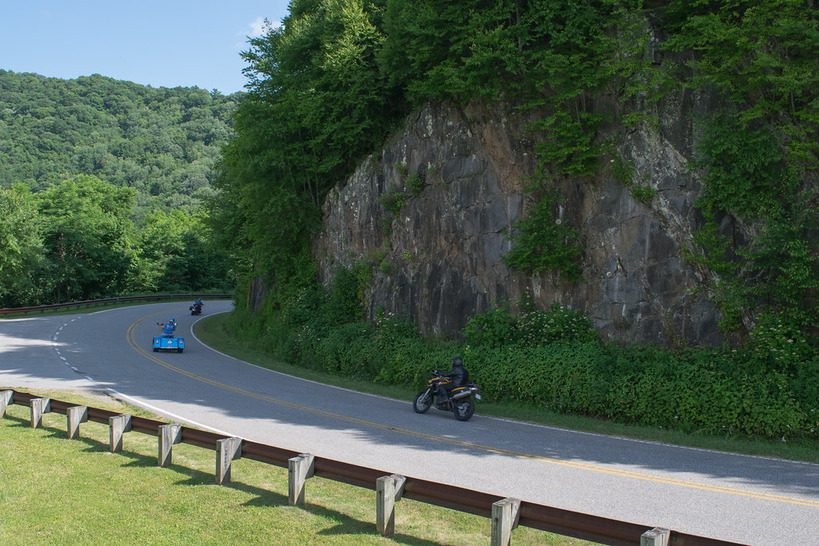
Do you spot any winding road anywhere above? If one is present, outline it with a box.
[1,301,817,545]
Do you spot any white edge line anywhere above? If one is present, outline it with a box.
[103,387,232,436]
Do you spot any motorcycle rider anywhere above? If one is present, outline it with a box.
[158,318,177,337]
[190,297,204,313]
[436,356,469,408]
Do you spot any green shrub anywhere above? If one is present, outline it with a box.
[464,308,517,348]
[502,195,582,280]
[516,305,597,346]
[465,305,596,348]
[229,281,817,440]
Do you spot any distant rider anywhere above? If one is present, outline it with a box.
[436,356,469,407]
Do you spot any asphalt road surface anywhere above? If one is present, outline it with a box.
[1,301,817,545]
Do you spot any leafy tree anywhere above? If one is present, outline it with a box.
[216,0,392,297]
[36,175,138,302]
[133,209,231,293]
[0,183,45,306]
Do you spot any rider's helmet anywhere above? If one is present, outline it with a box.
[452,356,463,368]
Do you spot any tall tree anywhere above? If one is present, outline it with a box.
[37,175,137,302]
[0,183,45,306]
[216,0,392,292]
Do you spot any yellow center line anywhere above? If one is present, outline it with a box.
[127,319,819,509]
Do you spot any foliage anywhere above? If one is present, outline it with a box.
[378,188,409,215]
[0,71,236,306]
[463,308,518,348]
[133,209,232,293]
[216,0,394,291]
[465,305,595,348]
[0,70,237,210]
[226,290,817,439]
[661,0,819,346]
[0,184,44,306]
[502,195,582,280]
[36,175,138,302]
[0,175,230,307]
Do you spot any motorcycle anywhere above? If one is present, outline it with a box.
[189,301,203,315]
[413,371,481,421]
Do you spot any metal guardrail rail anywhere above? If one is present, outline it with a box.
[0,294,232,316]
[2,389,745,546]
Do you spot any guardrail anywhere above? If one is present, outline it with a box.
[0,389,745,546]
[0,294,232,316]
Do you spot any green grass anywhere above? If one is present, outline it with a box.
[0,390,585,545]
[196,313,819,464]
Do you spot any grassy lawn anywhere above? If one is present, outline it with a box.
[0,390,585,545]
[195,312,819,464]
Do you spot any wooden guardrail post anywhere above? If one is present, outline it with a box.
[158,424,182,467]
[641,528,671,546]
[30,398,51,429]
[376,474,406,537]
[66,406,88,439]
[216,437,243,484]
[288,453,315,506]
[0,390,12,417]
[109,414,132,452]
[491,497,521,546]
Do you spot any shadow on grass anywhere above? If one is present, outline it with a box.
[3,413,440,546]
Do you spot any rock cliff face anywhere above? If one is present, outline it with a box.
[315,100,721,345]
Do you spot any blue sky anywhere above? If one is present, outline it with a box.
[0,1,291,94]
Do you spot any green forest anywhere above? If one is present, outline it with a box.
[0,70,235,306]
[1,1,817,440]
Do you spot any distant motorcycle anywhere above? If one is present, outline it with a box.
[189,301,203,315]
[413,371,481,421]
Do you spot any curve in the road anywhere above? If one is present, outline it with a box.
[125,313,819,510]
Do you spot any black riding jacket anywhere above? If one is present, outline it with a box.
[446,366,469,388]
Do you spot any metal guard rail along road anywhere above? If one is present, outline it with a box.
[0,389,746,546]
[0,294,231,316]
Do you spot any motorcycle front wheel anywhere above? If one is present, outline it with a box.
[453,399,475,421]
[413,389,433,413]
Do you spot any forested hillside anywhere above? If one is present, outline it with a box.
[0,70,237,207]
[0,71,235,306]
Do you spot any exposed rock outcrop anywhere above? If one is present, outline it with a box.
[315,100,721,345]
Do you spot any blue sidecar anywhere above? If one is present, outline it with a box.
[153,319,185,353]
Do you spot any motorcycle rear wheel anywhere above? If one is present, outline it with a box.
[413,389,433,413]
[453,399,474,421]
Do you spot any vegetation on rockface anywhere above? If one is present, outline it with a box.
[213,0,817,441]
[0,71,235,306]
[662,1,819,350]
[219,0,816,334]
